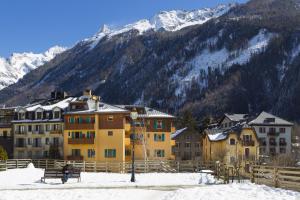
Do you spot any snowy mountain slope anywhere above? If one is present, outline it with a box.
[84,4,235,49]
[0,46,66,90]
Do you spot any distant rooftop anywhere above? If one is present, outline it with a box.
[248,111,293,126]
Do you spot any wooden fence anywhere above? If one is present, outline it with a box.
[0,159,216,173]
[251,165,300,192]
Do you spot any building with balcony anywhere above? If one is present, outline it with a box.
[248,111,293,156]
[63,91,176,162]
[202,124,259,167]
[12,95,75,159]
[0,107,15,158]
[171,127,202,161]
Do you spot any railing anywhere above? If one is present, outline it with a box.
[0,159,217,173]
[50,130,63,134]
[269,141,277,146]
[68,138,95,144]
[15,130,26,135]
[267,132,280,137]
[242,140,255,146]
[251,165,300,192]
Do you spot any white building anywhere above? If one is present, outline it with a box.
[248,111,293,156]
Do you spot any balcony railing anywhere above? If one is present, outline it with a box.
[68,138,94,144]
[67,155,84,160]
[279,141,287,146]
[269,141,277,146]
[267,131,280,137]
[242,140,255,146]
[50,130,63,134]
[15,143,26,148]
[15,130,26,135]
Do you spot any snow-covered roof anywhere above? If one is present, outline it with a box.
[224,113,248,122]
[207,132,228,141]
[248,111,293,126]
[171,127,187,139]
[21,97,75,112]
[97,103,129,113]
[115,105,175,118]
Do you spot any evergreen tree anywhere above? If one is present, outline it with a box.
[0,146,8,160]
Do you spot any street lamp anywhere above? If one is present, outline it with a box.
[130,107,138,182]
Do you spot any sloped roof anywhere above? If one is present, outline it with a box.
[248,111,293,126]
[97,103,129,113]
[171,127,188,139]
[207,132,228,141]
[224,113,248,122]
[116,105,175,118]
[21,97,75,112]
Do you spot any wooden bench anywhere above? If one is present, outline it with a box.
[41,168,81,183]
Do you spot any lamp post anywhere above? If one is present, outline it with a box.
[130,108,138,182]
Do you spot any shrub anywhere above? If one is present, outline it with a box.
[0,146,8,160]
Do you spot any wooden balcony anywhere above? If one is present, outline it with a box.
[50,130,63,134]
[65,123,95,130]
[67,155,84,160]
[68,138,94,144]
[242,140,255,146]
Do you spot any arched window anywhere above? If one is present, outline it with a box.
[230,138,235,145]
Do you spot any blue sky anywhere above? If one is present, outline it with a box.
[0,0,247,57]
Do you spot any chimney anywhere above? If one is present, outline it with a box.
[95,96,100,111]
[83,89,92,97]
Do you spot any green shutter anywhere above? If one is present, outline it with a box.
[80,132,83,138]
[162,150,165,157]
[79,117,82,124]
[105,149,107,157]
[154,120,157,129]
[113,149,116,157]
[162,133,165,141]
[162,121,165,129]
[71,132,75,138]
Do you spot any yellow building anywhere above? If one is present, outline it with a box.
[203,124,260,167]
[63,94,176,162]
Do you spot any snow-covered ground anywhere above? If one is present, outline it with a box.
[0,164,299,200]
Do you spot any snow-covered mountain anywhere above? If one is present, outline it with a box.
[84,4,235,49]
[0,46,66,90]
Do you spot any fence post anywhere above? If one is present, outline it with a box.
[251,165,255,183]
[177,161,180,172]
[16,160,18,168]
[274,167,279,188]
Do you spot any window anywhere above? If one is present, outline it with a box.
[88,149,95,158]
[36,112,42,120]
[72,149,81,156]
[186,135,191,140]
[279,138,286,146]
[107,116,114,121]
[270,148,276,156]
[175,142,180,148]
[230,138,236,145]
[279,128,285,133]
[46,124,51,132]
[35,125,40,132]
[105,149,116,158]
[86,117,91,123]
[195,143,200,148]
[259,147,266,154]
[108,131,113,136]
[69,117,75,124]
[54,111,60,119]
[46,113,50,119]
[53,124,60,131]
[259,127,266,133]
[27,138,32,145]
[184,142,191,148]
[87,131,95,138]
[243,135,252,142]
[28,125,32,132]
[53,138,59,146]
[269,127,276,133]
[43,151,48,158]
[155,120,163,129]
[154,149,165,157]
[3,131,7,138]
[45,138,49,145]
[154,133,165,141]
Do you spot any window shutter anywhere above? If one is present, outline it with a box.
[154,134,157,141]
[80,132,83,138]
[154,120,157,129]
[162,133,165,141]
[162,150,165,157]
[71,132,75,138]
[105,149,107,157]
[162,121,165,129]
[113,149,116,157]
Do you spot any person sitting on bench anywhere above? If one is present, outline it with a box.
[62,163,74,184]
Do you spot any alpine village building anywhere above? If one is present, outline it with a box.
[202,113,294,166]
[0,107,15,158]
[63,90,176,162]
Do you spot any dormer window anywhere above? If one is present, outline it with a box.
[18,112,25,120]
[54,111,60,119]
[36,112,42,120]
